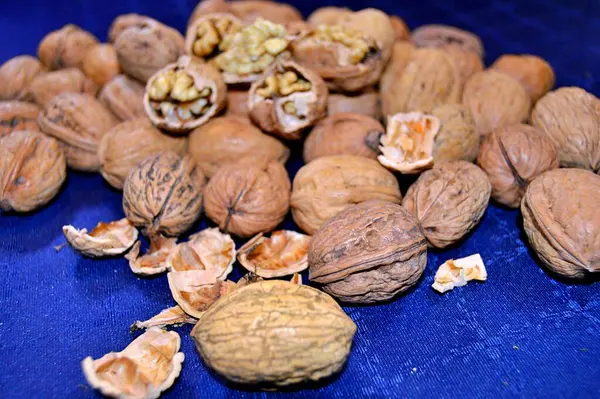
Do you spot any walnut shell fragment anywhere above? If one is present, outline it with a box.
[126,235,178,276]
[191,280,356,386]
[132,306,197,331]
[431,104,479,163]
[99,75,146,121]
[167,270,236,318]
[491,54,555,103]
[309,200,427,303]
[184,13,243,61]
[22,68,98,107]
[432,254,487,294]
[63,218,139,258]
[38,24,99,70]
[0,55,46,101]
[237,230,310,278]
[82,327,184,399]
[327,89,381,120]
[0,101,41,137]
[411,24,484,58]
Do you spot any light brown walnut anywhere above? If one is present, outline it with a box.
[37,24,98,70]
[0,56,46,101]
[411,24,484,58]
[22,68,98,107]
[82,44,121,87]
[327,88,381,120]
[491,54,555,103]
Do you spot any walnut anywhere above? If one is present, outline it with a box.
[462,70,531,137]
[390,15,411,41]
[248,60,328,140]
[22,68,98,107]
[491,54,555,103]
[81,44,121,87]
[145,56,226,133]
[379,41,414,116]
[204,158,290,238]
[38,24,99,70]
[522,168,600,279]
[304,113,384,162]
[531,87,600,172]
[441,44,484,84]
[0,101,41,137]
[403,161,491,248]
[98,74,146,121]
[309,199,427,303]
[188,115,289,178]
[307,7,352,26]
[224,90,249,118]
[98,118,188,189]
[108,13,152,43]
[185,12,242,61]
[126,234,178,276]
[123,152,205,237]
[477,124,559,208]
[62,218,139,258]
[431,104,479,163]
[0,131,66,212]
[0,55,46,101]
[411,24,484,58]
[291,155,402,234]
[191,280,356,386]
[327,88,381,120]
[432,254,487,294]
[132,306,197,331]
[229,0,303,25]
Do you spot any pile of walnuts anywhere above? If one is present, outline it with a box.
[1,0,599,396]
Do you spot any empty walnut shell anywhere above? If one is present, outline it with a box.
[204,158,290,238]
[188,115,289,178]
[411,24,484,58]
[126,234,178,276]
[491,54,555,103]
[309,199,427,303]
[403,161,491,248]
[98,75,146,121]
[225,90,249,118]
[0,131,66,212]
[22,68,98,107]
[0,101,41,137]
[303,113,384,162]
[431,103,479,163]
[63,218,139,258]
[0,55,46,101]
[82,44,121,87]
[123,152,205,237]
[98,118,188,189]
[229,0,303,25]
[327,89,381,120]
[478,124,559,208]
[38,24,99,70]
[291,155,402,235]
[522,169,600,279]
[531,87,600,172]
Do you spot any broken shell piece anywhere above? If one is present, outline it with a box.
[236,272,264,288]
[290,273,303,285]
[237,230,310,278]
[82,327,184,399]
[167,270,236,318]
[378,112,440,174]
[432,254,487,294]
[131,306,197,331]
[63,218,139,258]
[125,235,178,276]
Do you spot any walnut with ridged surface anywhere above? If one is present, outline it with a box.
[0,56,46,101]
[38,24,98,70]
[22,68,97,107]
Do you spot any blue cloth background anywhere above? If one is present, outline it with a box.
[1,0,599,397]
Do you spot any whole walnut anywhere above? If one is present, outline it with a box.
[108,13,151,43]
[522,169,600,279]
[431,104,479,163]
[225,90,249,119]
[389,15,410,41]
[327,89,381,120]
[411,24,484,58]
[98,75,146,121]
[22,68,98,107]
[229,0,303,25]
[123,152,205,237]
[309,200,427,303]
[307,6,352,26]
[291,155,402,235]
[204,158,290,238]
[188,116,289,178]
[38,92,119,171]
[303,113,384,162]
[531,87,600,172]
[462,70,531,137]
[491,54,555,103]
[82,44,121,87]
[99,118,188,189]
[0,56,46,101]
[441,44,484,84]
[37,24,99,70]
[403,161,491,248]
[0,131,66,212]
[0,101,41,137]
[478,124,559,208]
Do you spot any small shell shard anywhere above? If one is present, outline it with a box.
[63,218,139,258]
[131,306,197,331]
[432,253,487,293]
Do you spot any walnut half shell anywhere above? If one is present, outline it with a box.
[63,218,139,258]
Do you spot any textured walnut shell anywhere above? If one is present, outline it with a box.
[327,88,381,120]
[188,116,289,178]
[0,131,66,212]
[22,68,98,107]
[38,92,119,171]
[204,158,290,238]
[309,200,427,303]
[307,7,352,26]
[98,74,146,121]
[531,87,600,172]
[522,169,600,279]
[390,15,410,41]
[304,113,384,162]
[98,118,188,189]
[224,90,249,118]
[403,161,491,248]
[431,104,479,163]
[123,152,205,237]
[108,13,151,43]
[229,0,303,25]
[37,24,99,70]
[0,101,41,137]
[191,280,356,386]
[0,56,46,101]
[291,155,402,235]
[82,44,121,87]
[478,124,558,208]
[411,24,484,58]
[462,70,531,137]
[491,54,555,103]
[441,44,484,84]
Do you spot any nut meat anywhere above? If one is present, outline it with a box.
[432,254,487,294]
[185,13,242,61]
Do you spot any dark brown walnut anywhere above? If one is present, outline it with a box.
[229,0,303,25]
[304,113,384,162]
[491,54,555,103]
[531,87,600,172]
[403,161,491,248]
[188,115,289,178]
[22,68,98,107]
[144,56,227,133]
[98,75,146,121]
[327,88,381,120]
[0,101,41,137]
[307,6,352,26]
[248,60,328,140]
[123,152,205,237]
[291,155,402,235]
[0,131,66,212]
[98,118,188,189]
[308,200,427,303]
[522,169,600,279]
[431,104,479,163]
[108,13,151,43]
[441,44,484,84]
[192,280,356,386]
[390,16,410,41]
[184,13,242,62]
[477,124,558,208]
[82,44,121,87]
[224,90,249,118]
[203,158,290,238]
[379,41,415,116]
[411,24,484,58]
[0,56,46,101]
[462,70,531,137]
[37,24,99,70]
[38,92,119,171]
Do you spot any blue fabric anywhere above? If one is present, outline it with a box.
[1,0,599,398]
